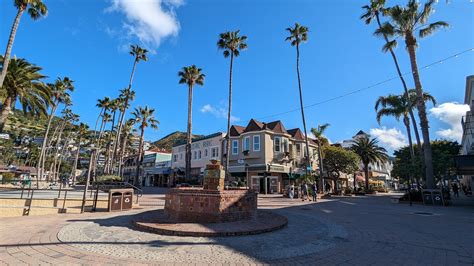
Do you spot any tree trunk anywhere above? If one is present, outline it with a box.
[51,120,67,181]
[374,13,424,159]
[71,137,81,186]
[113,59,138,175]
[0,8,24,89]
[317,142,325,193]
[104,111,116,174]
[295,44,311,177]
[118,130,129,178]
[0,96,13,132]
[186,85,194,179]
[134,126,145,187]
[364,163,369,191]
[37,102,58,182]
[406,36,435,189]
[225,53,234,180]
[93,108,103,138]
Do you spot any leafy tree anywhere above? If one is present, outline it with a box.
[0,0,48,89]
[323,145,360,193]
[217,30,248,179]
[0,56,50,132]
[132,106,159,186]
[311,123,330,190]
[377,0,449,188]
[286,23,311,176]
[178,65,205,179]
[351,137,388,190]
[393,140,461,186]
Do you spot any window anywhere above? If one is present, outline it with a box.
[173,155,177,162]
[232,140,239,155]
[193,151,197,160]
[274,137,281,152]
[283,138,289,153]
[211,147,219,158]
[253,135,260,151]
[296,143,301,156]
[180,153,183,160]
[243,137,250,151]
[198,150,202,159]
[304,145,307,157]
[204,149,208,157]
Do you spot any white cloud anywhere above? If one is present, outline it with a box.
[370,127,408,150]
[429,102,469,141]
[200,104,240,123]
[106,0,182,49]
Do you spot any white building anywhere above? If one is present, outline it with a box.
[171,132,225,183]
[456,75,474,189]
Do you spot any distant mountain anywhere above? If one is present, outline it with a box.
[150,131,204,152]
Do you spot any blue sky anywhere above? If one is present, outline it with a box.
[1,0,473,153]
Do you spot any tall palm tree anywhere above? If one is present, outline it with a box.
[71,122,89,185]
[377,0,448,189]
[94,97,111,138]
[360,0,422,150]
[114,45,147,174]
[311,123,330,192]
[0,56,51,132]
[217,30,248,179]
[0,0,48,89]
[37,77,74,181]
[178,65,205,179]
[286,23,312,177]
[104,98,118,174]
[113,88,135,175]
[118,119,135,178]
[132,106,159,186]
[351,137,388,190]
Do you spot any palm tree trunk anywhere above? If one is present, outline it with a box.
[134,126,145,187]
[71,139,81,186]
[118,130,129,178]
[374,13,423,157]
[104,111,116,174]
[110,109,122,174]
[317,142,325,193]
[0,96,14,132]
[225,53,234,180]
[93,112,108,177]
[114,59,138,175]
[51,121,67,181]
[38,102,58,182]
[406,38,435,189]
[295,44,311,177]
[186,85,194,179]
[364,163,370,191]
[0,8,25,89]
[93,108,103,138]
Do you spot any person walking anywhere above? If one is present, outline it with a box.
[301,182,306,201]
[312,182,318,202]
[452,183,459,198]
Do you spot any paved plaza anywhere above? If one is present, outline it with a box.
[0,191,473,265]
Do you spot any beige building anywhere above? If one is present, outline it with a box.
[226,119,319,194]
[456,75,474,189]
[171,132,225,183]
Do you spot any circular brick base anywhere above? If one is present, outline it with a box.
[134,209,288,237]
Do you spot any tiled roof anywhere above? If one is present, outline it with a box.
[265,120,287,134]
[287,128,305,141]
[230,125,245,136]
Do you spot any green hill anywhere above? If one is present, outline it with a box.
[151,131,204,152]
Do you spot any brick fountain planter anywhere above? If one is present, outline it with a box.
[134,160,287,236]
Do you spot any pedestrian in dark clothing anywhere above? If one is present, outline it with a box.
[452,183,459,197]
[312,182,317,202]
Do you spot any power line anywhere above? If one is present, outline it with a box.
[255,47,474,121]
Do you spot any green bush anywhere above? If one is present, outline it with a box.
[1,172,15,183]
[344,187,352,195]
[96,175,121,182]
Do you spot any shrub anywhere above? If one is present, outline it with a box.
[1,172,15,183]
[96,175,121,182]
[344,187,352,195]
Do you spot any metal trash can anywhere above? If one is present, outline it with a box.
[432,191,444,206]
[422,190,433,205]
[109,192,123,211]
[122,191,133,210]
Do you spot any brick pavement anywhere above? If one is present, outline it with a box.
[0,192,473,265]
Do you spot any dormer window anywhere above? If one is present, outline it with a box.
[274,137,281,152]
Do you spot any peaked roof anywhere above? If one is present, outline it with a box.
[244,119,265,132]
[265,120,287,134]
[287,128,305,141]
[230,125,245,137]
[355,130,369,136]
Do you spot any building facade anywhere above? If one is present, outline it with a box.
[456,75,474,189]
[226,119,319,194]
[171,132,225,184]
[142,151,172,187]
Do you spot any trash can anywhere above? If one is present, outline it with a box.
[122,191,133,210]
[432,190,444,206]
[422,190,433,205]
[109,192,123,211]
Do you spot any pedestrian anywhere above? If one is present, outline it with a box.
[312,182,318,202]
[300,182,305,201]
[288,184,294,199]
[303,182,309,201]
[452,183,459,198]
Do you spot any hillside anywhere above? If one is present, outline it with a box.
[151,131,204,152]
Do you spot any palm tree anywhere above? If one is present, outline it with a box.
[0,56,50,132]
[132,106,159,186]
[0,0,48,89]
[118,119,135,178]
[351,137,388,191]
[37,77,74,181]
[360,0,423,150]
[377,0,448,189]
[311,123,330,192]
[286,23,312,177]
[113,88,135,175]
[94,97,111,138]
[71,122,89,185]
[114,45,147,174]
[104,98,119,174]
[178,65,205,179]
[217,30,248,179]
